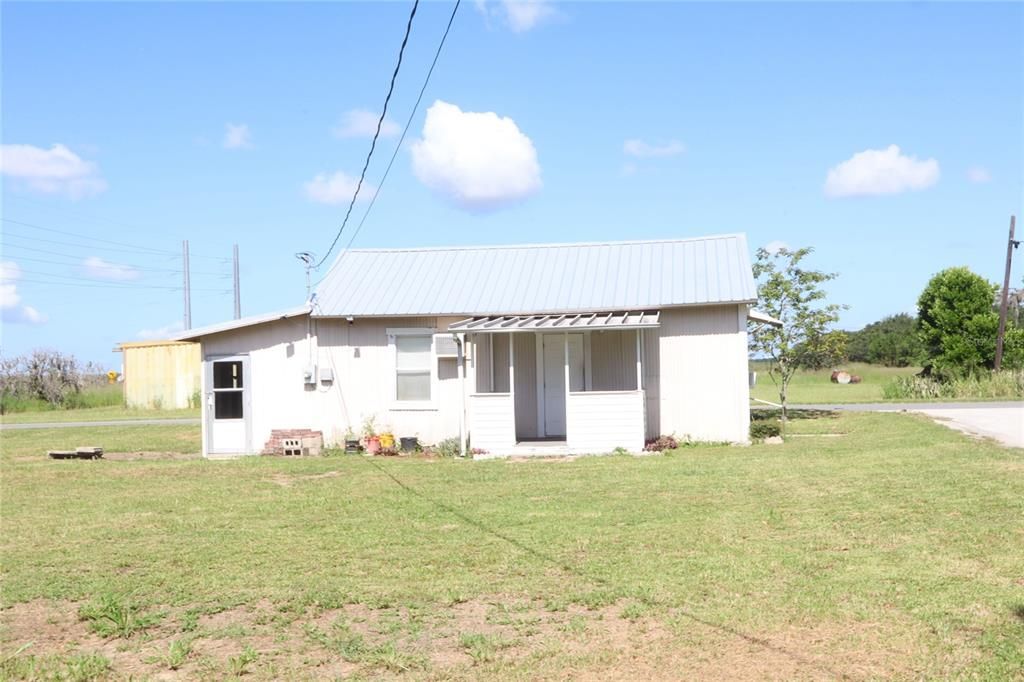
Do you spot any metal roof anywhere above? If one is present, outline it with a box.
[449,311,660,333]
[169,305,311,341]
[314,233,756,317]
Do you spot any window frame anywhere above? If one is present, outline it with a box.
[386,327,438,410]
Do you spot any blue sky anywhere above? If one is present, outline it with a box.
[2,1,1022,366]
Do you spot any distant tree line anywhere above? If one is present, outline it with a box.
[841,267,1024,376]
[0,350,108,413]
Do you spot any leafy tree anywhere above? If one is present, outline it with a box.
[846,313,922,367]
[917,267,1000,378]
[750,247,846,426]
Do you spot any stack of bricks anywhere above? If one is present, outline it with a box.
[263,429,324,456]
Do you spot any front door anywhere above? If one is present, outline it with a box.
[540,334,583,437]
[206,356,249,454]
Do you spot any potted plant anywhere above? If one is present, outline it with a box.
[379,427,395,450]
[344,426,361,453]
[399,435,418,452]
[362,416,380,454]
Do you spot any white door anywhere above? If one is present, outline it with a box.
[206,356,249,454]
[540,334,583,437]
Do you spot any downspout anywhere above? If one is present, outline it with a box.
[456,333,467,458]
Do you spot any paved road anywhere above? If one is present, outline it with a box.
[0,418,200,431]
[782,401,1023,412]
[757,401,1022,448]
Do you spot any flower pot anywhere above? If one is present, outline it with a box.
[400,437,418,452]
[344,438,361,453]
[379,433,395,449]
[365,436,381,454]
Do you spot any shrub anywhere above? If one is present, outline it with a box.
[750,421,781,440]
[883,370,1024,400]
[435,437,461,458]
[644,435,678,452]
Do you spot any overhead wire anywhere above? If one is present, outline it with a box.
[314,0,461,288]
[314,0,421,268]
[2,245,231,277]
[1,217,233,261]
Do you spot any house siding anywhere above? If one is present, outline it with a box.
[657,305,749,443]
[199,315,466,455]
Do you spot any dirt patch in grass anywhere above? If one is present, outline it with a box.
[1,597,935,680]
[265,470,342,487]
[103,451,201,461]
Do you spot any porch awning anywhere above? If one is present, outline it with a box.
[449,311,661,333]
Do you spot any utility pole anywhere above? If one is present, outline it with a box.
[994,215,1019,371]
[233,243,241,320]
[183,240,192,330]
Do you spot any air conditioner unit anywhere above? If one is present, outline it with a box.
[434,334,459,358]
[303,366,317,386]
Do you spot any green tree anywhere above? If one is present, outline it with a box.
[846,313,922,367]
[750,247,846,426]
[917,267,999,378]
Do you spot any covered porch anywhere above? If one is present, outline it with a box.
[453,312,660,456]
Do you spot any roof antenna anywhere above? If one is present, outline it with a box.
[295,252,316,303]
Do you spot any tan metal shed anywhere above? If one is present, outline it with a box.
[117,340,201,409]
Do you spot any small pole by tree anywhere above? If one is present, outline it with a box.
[994,215,1019,371]
[749,246,846,429]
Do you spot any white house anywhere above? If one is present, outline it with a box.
[173,233,763,458]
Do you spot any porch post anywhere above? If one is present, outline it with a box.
[509,333,515,397]
[564,333,570,441]
[636,328,643,391]
[457,333,466,458]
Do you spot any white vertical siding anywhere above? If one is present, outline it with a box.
[199,315,468,455]
[512,333,538,439]
[657,305,749,443]
[590,330,638,391]
[467,393,516,451]
[566,391,645,453]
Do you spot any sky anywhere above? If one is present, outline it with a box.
[2,1,1022,366]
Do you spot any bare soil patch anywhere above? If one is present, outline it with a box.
[0,597,932,680]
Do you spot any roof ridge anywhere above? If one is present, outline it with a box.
[338,233,745,254]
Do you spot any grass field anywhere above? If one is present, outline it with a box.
[750,361,920,404]
[1,415,1022,679]
[0,405,200,425]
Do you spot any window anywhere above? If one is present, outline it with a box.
[212,359,244,419]
[394,333,432,402]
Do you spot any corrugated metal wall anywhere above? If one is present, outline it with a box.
[657,305,748,442]
[513,333,538,439]
[122,342,201,409]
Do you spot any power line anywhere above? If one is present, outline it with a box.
[2,248,230,278]
[14,275,231,292]
[314,0,421,268]
[1,217,232,261]
[1,217,178,255]
[314,0,461,287]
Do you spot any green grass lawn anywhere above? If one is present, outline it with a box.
[1,415,1022,679]
[750,361,920,404]
[0,405,200,425]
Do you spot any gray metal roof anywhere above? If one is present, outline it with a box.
[170,305,311,341]
[313,233,756,317]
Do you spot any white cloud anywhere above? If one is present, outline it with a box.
[222,123,253,150]
[476,0,558,32]
[620,162,638,177]
[623,139,686,158]
[0,260,46,325]
[81,256,140,282]
[137,321,184,340]
[762,240,790,255]
[824,144,939,198]
[966,165,992,184]
[411,100,541,211]
[332,109,399,139]
[0,143,107,199]
[303,171,374,205]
